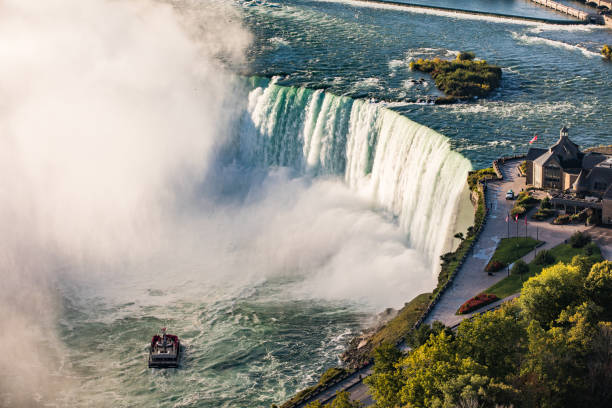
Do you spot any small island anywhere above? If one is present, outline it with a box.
[409,51,502,104]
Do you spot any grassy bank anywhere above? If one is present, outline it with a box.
[409,52,502,102]
[486,241,602,298]
[280,169,490,407]
[279,367,353,408]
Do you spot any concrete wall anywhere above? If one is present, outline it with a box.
[564,172,579,191]
[534,162,543,188]
[526,161,534,185]
[530,0,589,20]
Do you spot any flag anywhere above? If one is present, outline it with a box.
[529,134,538,144]
[505,214,509,223]
[515,214,519,222]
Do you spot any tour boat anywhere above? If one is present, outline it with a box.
[148,328,181,368]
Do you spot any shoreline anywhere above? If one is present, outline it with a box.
[346,0,586,25]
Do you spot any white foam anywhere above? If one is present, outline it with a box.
[511,32,600,58]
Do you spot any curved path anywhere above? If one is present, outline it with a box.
[425,160,588,327]
[295,160,595,407]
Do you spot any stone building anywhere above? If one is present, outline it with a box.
[525,126,612,224]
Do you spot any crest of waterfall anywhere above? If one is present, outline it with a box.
[240,78,472,267]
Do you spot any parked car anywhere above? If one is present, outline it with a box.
[506,190,515,200]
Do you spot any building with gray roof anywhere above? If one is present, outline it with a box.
[525,126,612,224]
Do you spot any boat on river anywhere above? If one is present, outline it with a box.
[148,328,181,368]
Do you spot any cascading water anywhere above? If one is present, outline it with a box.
[240,78,472,266]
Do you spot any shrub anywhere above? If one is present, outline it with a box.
[486,260,506,272]
[569,231,591,248]
[511,259,529,276]
[434,95,457,104]
[602,44,611,60]
[467,168,497,190]
[534,250,555,266]
[553,214,571,225]
[511,205,526,217]
[516,192,538,207]
[531,209,555,221]
[458,293,499,314]
[540,196,552,209]
[457,51,475,61]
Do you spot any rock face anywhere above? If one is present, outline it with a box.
[341,307,398,369]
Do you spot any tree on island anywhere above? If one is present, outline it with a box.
[602,44,611,61]
[409,51,502,104]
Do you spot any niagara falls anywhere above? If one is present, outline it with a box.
[1,0,611,407]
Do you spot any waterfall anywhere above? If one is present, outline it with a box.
[239,78,472,267]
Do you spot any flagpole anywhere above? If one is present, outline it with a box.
[507,212,509,238]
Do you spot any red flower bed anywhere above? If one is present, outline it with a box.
[485,260,505,272]
[458,293,499,314]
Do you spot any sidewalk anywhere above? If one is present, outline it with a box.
[425,160,588,327]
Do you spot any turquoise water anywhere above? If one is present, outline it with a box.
[242,0,612,168]
[52,1,612,407]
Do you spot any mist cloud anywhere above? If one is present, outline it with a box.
[1,0,443,405]
[0,0,250,404]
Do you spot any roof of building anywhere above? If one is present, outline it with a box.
[604,185,612,200]
[573,166,612,193]
[582,152,607,169]
[534,150,557,167]
[526,147,547,161]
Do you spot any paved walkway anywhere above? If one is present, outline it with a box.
[425,160,588,327]
[296,160,599,407]
[296,367,372,408]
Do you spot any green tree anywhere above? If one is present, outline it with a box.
[533,249,555,266]
[571,254,597,277]
[585,260,612,319]
[522,303,596,408]
[585,322,612,407]
[511,259,529,276]
[397,331,486,408]
[364,344,402,408]
[328,391,362,408]
[520,262,584,326]
[305,401,323,408]
[407,321,451,349]
[439,373,519,408]
[371,343,401,374]
[456,303,527,379]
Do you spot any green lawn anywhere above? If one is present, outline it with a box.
[487,237,543,268]
[486,242,603,298]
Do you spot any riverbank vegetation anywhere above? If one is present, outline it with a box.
[365,256,612,408]
[282,169,493,406]
[409,52,502,103]
[279,367,354,408]
[339,171,493,368]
